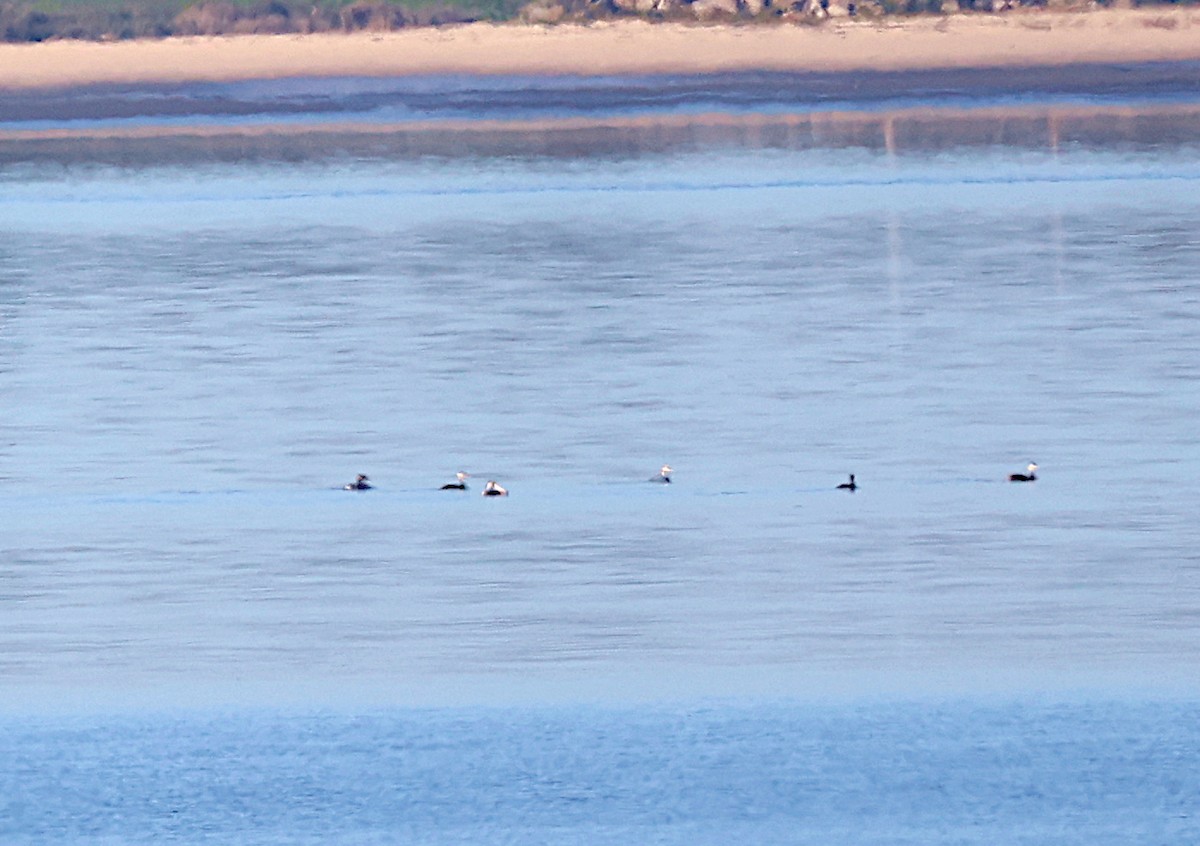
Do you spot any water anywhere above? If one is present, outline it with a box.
[2,74,1200,841]
[5,65,1200,131]
[3,699,1197,845]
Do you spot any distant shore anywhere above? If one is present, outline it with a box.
[2,9,1200,91]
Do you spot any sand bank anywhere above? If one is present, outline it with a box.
[1,10,1200,90]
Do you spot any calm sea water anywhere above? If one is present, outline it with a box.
[2,75,1200,841]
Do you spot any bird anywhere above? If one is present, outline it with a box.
[1008,463,1038,482]
[650,464,673,484]
[482,480,508,497]
[440,472,470,490]
[837,474,857,491]
[343,474,372,491]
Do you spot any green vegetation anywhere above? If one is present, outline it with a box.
[0,0,1192,43]
[0,0,527,41]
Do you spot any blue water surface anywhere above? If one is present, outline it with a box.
[6,66,1200,133]
[2,92,1200,841]
[3,699,1198,845]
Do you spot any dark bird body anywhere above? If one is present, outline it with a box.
[1008,463,1038,482]
[440,472,470,490]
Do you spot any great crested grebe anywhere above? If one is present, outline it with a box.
[837,474,857,491]
[482,480,508,497]
[1008,463,1038,482]
[344,474,372,491]
[651,465,673,484]
[440,472,470,490]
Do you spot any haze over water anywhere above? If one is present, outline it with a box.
[2,73,1199,843]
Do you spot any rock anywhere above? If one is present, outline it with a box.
[338,2,401,31]
[231,13,290,33]
[614,0,661,11]
[172,2,241,35]
[520,0,566,21]
[690,0,740,18]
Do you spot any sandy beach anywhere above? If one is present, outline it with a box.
[1,9,1200,90]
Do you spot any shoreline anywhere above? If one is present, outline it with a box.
[2,10,1200,91]
[5,102,1200,164]
[4,101,1199,140]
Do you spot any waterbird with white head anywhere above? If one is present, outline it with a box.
[1008,463,1038,482]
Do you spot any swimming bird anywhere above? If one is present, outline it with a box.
[1008,463,1038,482]
[482,480,508,497]
[837,474,857,491]
[651,464,673,484]
[344,474,372,491]
[440,472,470,490]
